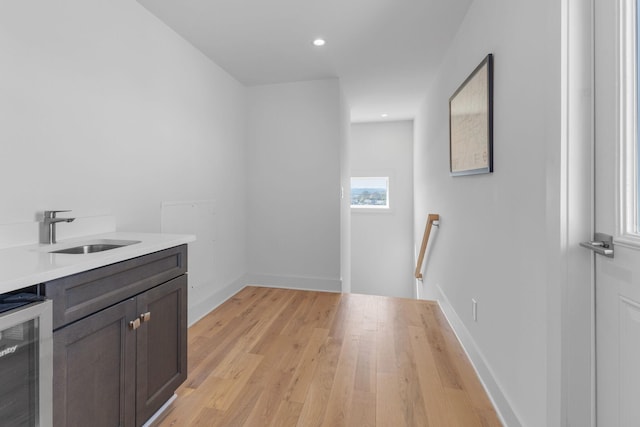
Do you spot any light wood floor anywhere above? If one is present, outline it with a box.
[154,286,502,427]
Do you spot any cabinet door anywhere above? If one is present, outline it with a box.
[53,298,137,427]
[135,276,187,426]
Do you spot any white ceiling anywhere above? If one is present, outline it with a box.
[137,0,472,122]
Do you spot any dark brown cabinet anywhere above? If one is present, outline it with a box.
[135,276,187,426]
[53,297,137,427]
[45,245,188,427]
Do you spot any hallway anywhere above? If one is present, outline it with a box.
[154,287,501,426]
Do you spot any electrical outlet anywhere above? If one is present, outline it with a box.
[472,299,478,321]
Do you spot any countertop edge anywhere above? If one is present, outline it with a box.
[0,232,196,294]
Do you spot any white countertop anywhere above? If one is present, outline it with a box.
[0,232,195,294]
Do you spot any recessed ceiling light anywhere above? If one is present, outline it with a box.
[381,113,389,118]
[313,38,326,47]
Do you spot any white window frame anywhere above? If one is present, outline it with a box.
[617,0,640,247]
[350,175,391,212]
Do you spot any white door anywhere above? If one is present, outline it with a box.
[594,0,640,425]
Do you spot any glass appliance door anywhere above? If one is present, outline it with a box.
[0,300,52,427]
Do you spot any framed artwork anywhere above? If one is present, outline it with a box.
[449,54,494,176]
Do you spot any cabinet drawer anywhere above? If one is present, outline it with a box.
[45,245,187,330]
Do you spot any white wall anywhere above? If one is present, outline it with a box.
[339,89,352,294]
[0,0,248,322]
[246,79,342,292]
[413,0,562,426]
[351,121,414,298]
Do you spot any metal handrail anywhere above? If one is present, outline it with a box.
[415,214,440,280]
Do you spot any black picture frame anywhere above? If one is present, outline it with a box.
[449,54,494,176]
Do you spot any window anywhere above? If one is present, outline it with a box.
[605,0,640,243]
[619,0,640,241]
[637,0,640,232]
[350,177,389,209]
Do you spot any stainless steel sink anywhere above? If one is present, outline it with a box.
[49,239,140,254]
[52,244,125,254]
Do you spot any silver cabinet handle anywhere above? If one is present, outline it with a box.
[129,318,141,330]
[580,232,614,258]
[139,312,151,323]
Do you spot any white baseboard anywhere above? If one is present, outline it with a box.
[245,273,342,293]
[433,284,521,427]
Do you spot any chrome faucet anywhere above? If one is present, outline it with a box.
[42,210,75,244]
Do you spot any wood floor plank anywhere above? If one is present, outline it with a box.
[347,390,376,427]
[286,327,330,403]
[269,400,304,427]
[360,294,379,332]
[207,352,263,411]
[185,318,259,389]
[354,329,376,393]
[426,303,502,426]
[214,335,295,426]
[393,309,429,426]
[445,387,485,427]
[408,324,453,427]
[153,287,502,427]
[303,291,341,330]
[328,295,352,340]
[188,407,226,426]
[280,291,320,337]
[250,290,309,354]
[294,337,342,427]
[186,287,287,388]
[243,334,309,426]
[421,303,464,390]
[194,286,261,337]
[320,331,359,427]
[376,324,398,375]
[213,383,262,427]
[233,290,297,353]
[376,372,408,427]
